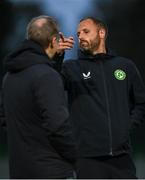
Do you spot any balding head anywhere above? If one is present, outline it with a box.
[26,15,59,48]
[34,18,47,27]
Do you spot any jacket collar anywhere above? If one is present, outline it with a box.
[78,48,116,61]
[3,39,52,72]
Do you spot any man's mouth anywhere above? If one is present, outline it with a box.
[80,41,88,46]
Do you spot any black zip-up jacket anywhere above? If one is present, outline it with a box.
[62,50,145,157]
[1,40,76,178]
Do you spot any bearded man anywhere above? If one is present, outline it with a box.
[61,17,145,179]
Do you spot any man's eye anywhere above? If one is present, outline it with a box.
[77,33,80,37]
[84,30,89,33]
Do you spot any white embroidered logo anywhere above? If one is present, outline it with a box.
[83,71,91,79]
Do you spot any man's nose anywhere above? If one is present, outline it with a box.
[78,34,84,41]
[78,32,83,39]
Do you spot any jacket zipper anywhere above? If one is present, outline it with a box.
[100,61,113,156]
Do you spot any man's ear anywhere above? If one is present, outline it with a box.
[52,36,57,43]
[99,28,106,39]
[50,36,56,48]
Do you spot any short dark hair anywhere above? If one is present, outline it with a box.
[26,15,59,48]
[80,17,108,38]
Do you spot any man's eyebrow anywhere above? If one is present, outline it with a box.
[77,27,90,35]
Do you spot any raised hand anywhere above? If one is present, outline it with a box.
[57,32,74,54]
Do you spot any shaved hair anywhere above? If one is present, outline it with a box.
[26,15,59,48]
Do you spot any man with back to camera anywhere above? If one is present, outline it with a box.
[61,17,145,178]
[0,15,76,179]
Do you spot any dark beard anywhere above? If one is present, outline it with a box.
[83,49,91,54]
[80,48,94,56]
[80,38,100,55]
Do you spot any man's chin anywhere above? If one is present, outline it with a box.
[80,46,89,51]
[80,48,92,55]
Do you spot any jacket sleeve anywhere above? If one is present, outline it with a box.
[32,70,76,163]
[51,52,64,73]
[129,63,145,128]
[61,61,71,90]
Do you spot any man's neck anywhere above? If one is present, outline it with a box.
[92,48,106,55]
[92,41,106,55]
[45,47,55,60]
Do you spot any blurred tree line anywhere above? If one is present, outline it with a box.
[97,0,145,154]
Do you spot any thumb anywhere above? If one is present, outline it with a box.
[59,32,65,42]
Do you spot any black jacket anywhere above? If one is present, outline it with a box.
[62,50,145,157]
[2,40,76,178]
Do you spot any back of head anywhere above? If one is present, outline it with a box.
[26,15,59,48]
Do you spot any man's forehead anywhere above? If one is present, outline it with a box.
[80,19,95,25]
[78,19,97,30]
